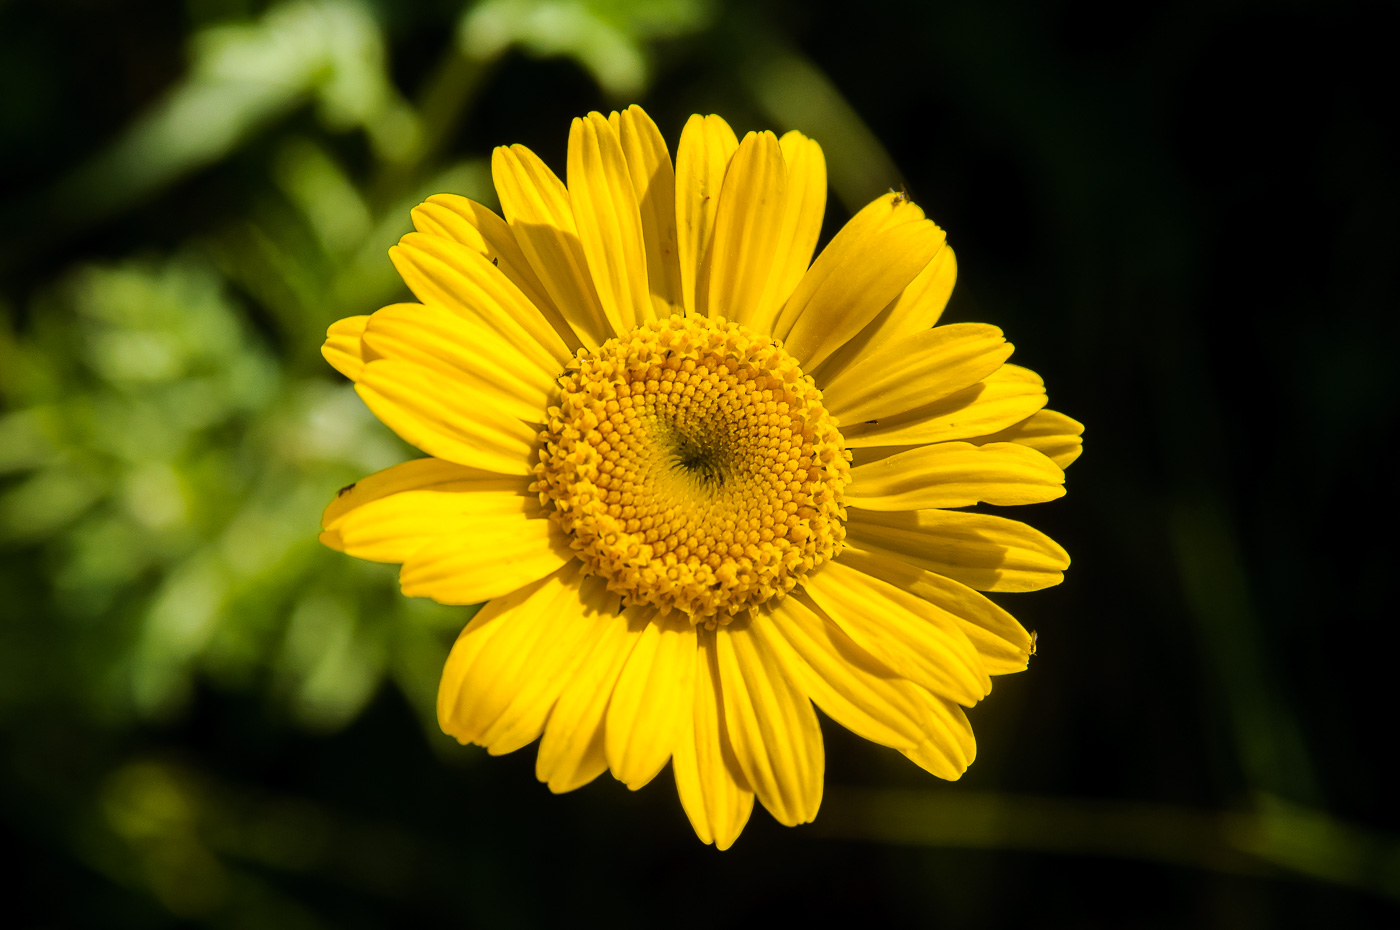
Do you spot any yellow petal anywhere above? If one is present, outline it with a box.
[356,359,539,475]
[814,244,956,385]
[760,598,935,750]
[674,114,739,316]
[673,628,754,850]
[536,606,651,793]
[410,194,579,352]
[615,105,684,318]
[716,617,824,827]
[966,408,1085,469]
[846,508,1070,592]
[361,303,556,424]
[847,441,1065,511]
[438,569,619,753]
[492,143,610,347]
[800,561,990,705]
[568,112,653,335]
[843,363,1047,449]
[322,315,371,381]
[397,502,573,605]
[774,194,945,370]
[837,543,1034,675]
[821,323,1012,426]
[605,610,697,790]
[900,699,977,780]
[703,130,789,327]
[321,459,532,564]
[765,131,828,325]
[389,233,573,367]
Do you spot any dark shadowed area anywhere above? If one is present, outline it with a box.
[2,0,1396,926]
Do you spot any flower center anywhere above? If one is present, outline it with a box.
[533,315,850,624]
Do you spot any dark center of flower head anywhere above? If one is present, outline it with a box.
[532,315,851,625]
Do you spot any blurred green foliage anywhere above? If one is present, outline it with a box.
[2,0,1397,926]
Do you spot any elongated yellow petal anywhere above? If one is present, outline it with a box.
[536,606,651,793]
[703,130,789,327]
[814,244,956,384]
[837,544,1034,675]
[356,359,538,474]
[397,503,572,604]
[966,408,1085,468]
[673,628,754,850]
[569,112,653,335]
[321,457,521,534]
[492,143,610,347]
[439,570,619,754]
[389,233,573,367]
[674,114,739,316]
[821,323,1012,425]
[900,699,977,780]
[764,131,827,326]
[438,563,576,743]
[843,363,1047,448]
[716,618,823,827]
[615,105,684,318]
[322,468,533,564]
[605,611,697,789]
[846,508,1070,592]
[410,194,579,351]
[847,441,1065,511]
[322,315,371,380]
[775,195,945,369]
[800,562,990,705]
[361,303,556,424]
[760,598,934,750]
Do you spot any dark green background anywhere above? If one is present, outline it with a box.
[2,0,1396,926]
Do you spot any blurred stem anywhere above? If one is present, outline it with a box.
[817,788,1400,900]
[370,41,499,211]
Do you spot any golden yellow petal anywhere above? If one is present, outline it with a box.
[604,611,697,790]
[321,463,532,565]
[716,618,824,827]
[843,362,1047,449]
[410,194,579,352]
[774,194,945,369]
[821,323,1013,426]
[439,571,619,754]
[674,113,739,316]
[322,315,371,381]
[397,501,572,605]
[356,359,539,475]
[480,575,621,755]
[760,598,935,750]
[966,408,1085,469]
[800,562,991,705]
[847,441,1065,511]
[535,606,651,793]
[615,105,684,318]
[765,131,828,327]
[837,543,1034,675]
[361,303,555,424]
[846,508,1070,592]
[673,628,754,850]
[568,112,654,335]
[492,143,610,347]
[814,244,956,385]
[900,699,977,780]
[389,233,573,367]
[702,130,789,328]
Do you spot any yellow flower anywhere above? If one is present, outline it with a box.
[320,105,1083,849]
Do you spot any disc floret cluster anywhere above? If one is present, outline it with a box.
[532,315,850,623]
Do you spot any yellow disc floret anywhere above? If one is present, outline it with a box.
[533,315,850,623]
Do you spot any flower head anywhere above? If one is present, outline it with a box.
[321,106,1083,848]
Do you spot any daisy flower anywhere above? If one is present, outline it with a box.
[320,105,1082,849]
